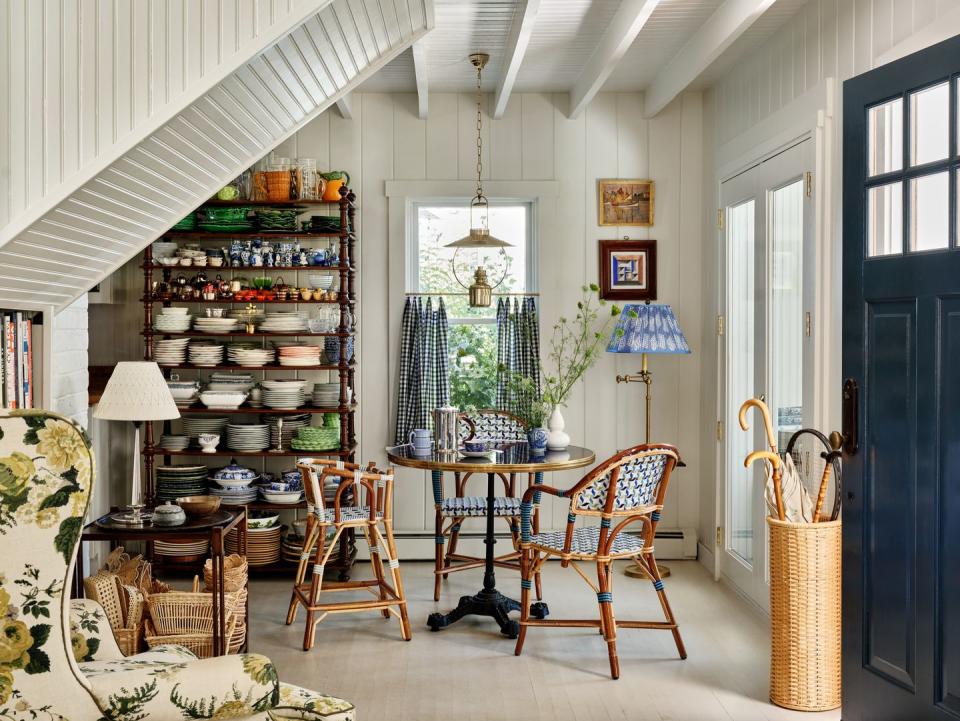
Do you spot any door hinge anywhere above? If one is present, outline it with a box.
[716,314,724,337]
[716,526,723,547]
[716,420,724,441]
[804,311,812,337]
[805,171,813,197]
[717,208,724,229]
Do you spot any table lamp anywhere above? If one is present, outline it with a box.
[607,302,689,578]
[93,361,180,525]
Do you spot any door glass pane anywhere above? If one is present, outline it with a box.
[868,182,903,256]
[726,199,756,566]
[910,172,949,251]
[868,98,903,176]
[910,81,949,166]
[770,180,805,448]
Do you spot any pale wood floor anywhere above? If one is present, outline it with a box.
[249,560,840,721]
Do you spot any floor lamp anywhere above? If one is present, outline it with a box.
[607,302,690,578]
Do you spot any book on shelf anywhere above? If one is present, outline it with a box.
[1,311,36,409]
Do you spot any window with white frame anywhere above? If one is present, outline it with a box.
[407,199,537,410]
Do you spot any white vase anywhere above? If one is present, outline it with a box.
[547,407,570,451]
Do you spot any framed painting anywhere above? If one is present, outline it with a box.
[597,179,654,226]
[598,239,657,301]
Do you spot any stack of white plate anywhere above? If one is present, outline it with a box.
[277,345,322,367]
[154,338,190,365]
[181,416,229,439]
[262,387,305,409]
[154,308,192,333]
[206,380,254,393]
[158,434,190,451]
[226,423,270,451]
[227,344,275,366]
[266,413,310,446]
[193,316,239,334]
[211,372,255,383]
[208,484,258,504]
[311,382,347,407]
[188,342,225,367]
[259,311,308,333]
[154,539,209,560]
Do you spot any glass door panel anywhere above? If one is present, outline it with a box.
[725,199,756,566]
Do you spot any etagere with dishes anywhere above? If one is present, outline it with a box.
[140,181,358,579]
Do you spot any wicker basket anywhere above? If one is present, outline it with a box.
[114,624,143,656]
[144,617,237,659]
[768,517,841,712]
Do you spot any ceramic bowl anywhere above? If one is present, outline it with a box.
[200,391,247,409]
[261,489,302,504]
[463,438,492,453]
[168,385,200,401]
[308,274,334,290]
[153,241,179,258]
[175,495,221,518]
[152,503,186,526]
[248,511,280,529]
[158,257,181,267]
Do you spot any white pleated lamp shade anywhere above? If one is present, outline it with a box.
[93,362,180,421]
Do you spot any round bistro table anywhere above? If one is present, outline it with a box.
[386,443,595,638]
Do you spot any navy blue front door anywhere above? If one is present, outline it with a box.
[843,34,960,721]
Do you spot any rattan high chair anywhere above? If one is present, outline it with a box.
[286,459,411,650]
[432,409,544,601]
[514,443,686,679]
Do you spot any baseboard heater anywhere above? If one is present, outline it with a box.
[367,527,699,562]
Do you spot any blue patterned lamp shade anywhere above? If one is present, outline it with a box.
[606,303,690,355]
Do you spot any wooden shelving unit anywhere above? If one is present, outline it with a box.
[141,189,359,578]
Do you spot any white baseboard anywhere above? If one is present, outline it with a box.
[697,541,715,576]
[364,527,699,561]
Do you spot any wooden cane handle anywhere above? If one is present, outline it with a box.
[738,398,778,453]
[744,450,785,521]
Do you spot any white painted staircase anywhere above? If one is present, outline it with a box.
[0,0,433,309]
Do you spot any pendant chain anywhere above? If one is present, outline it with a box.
[475,62,483,199]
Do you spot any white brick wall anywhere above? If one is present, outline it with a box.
[51,295,89,427]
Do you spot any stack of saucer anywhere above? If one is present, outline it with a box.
[210,372,255,385]
[182,416,229,440]
[265,413,310,447]
[188,341,225,367]
[227,344,275,366]
[154,308,192,333]
[311,382,345,407]
[261,380,308,410]
[290,426,340,451]
[193,316,239,334]
[259,311,307,333]
[207,484,258,505]
[155,465,208,503]
[158,434,190,451]
[154,539,209,562]
[277,344,322,367]
[153,338,190,365]
[226,423,270,451]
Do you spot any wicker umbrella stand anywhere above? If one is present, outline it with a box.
[767,517,842,712]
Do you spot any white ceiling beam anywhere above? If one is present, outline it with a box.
[412,41,429,119]
[493,0,541,119]
[568,0,660,119]
[644,0,777,117]
[335,93,353,120]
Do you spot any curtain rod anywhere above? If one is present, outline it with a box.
[404,291,539,297]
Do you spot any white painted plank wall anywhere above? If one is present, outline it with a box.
[279,90,704,543]
[0,0,314,232]
[707,0,960,148]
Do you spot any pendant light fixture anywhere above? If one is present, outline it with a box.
[446,52,511,308]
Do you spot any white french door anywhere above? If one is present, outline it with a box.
[718,139,814,608]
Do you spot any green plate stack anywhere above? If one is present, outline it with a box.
[323,412,341,428]
[255,208,300,232]
[290,426,340,451]
[197,206,253,232]
[171,213,197,231]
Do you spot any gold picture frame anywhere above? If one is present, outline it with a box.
[597,179,655,226]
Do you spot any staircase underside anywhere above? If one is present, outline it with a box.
[0,0,431,310]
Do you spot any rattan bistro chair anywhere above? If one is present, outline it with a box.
[515,444,686,679]
[287,459,411,650]
[431,409,544,601]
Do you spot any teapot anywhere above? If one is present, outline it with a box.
[321,170,350,202]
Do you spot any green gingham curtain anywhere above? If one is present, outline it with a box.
[395,297,450,443]
[495,297,541,416]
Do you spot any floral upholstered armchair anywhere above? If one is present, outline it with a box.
[0,410,354,721]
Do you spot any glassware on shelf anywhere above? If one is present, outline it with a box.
[295,158,327,200]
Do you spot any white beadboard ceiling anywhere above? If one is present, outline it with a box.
[0,0,432,309]
[358,0,810,94]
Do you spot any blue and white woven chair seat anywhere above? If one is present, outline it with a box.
[440,495,522,517]
[316,506,383,523]
[529,527,645,558]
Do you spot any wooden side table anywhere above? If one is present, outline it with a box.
[75,509,248,656]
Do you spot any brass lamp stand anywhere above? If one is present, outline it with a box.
[616,352,670,579]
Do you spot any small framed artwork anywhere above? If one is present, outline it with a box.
[599,239,657,301]
[597,179,654,226]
